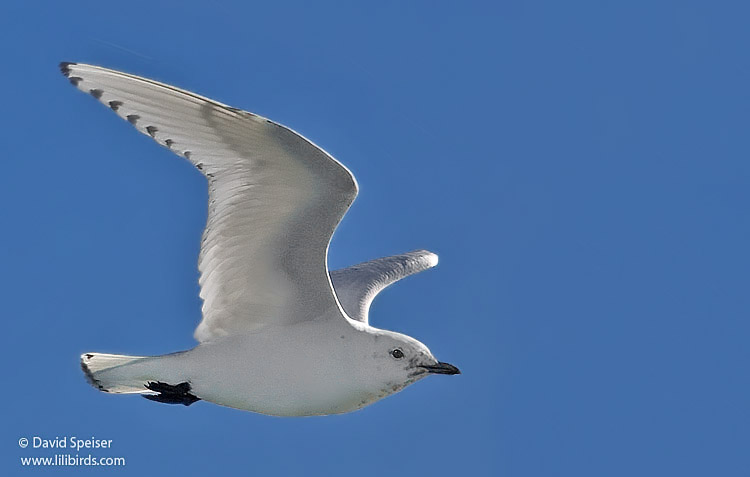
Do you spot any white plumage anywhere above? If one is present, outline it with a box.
[63,62,458,416]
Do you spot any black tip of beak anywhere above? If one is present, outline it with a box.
[420,361,461,375]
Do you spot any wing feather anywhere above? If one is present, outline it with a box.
[61,62,358,341]
[330,250,438,323]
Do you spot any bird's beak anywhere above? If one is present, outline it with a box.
[419,361,461,375]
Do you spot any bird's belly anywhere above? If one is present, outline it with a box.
[180,333,379,416]
[192,374,377,416]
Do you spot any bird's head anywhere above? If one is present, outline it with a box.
[360,328,460,397]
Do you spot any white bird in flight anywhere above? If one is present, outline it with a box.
[61,62,459,416]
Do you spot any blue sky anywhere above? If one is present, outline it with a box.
[1,1,748,475]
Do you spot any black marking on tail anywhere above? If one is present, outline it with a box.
[80,359,106,392]
[143,381,200,406]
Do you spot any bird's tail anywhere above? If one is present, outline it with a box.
[80,352,151,393]
[80,351,200,406]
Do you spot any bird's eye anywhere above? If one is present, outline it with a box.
[390,348,404,359]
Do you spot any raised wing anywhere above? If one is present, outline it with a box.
[330,250,438,323]
[60,62,358,342]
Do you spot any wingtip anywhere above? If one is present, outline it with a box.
[410,249,439,267]
[59,61,76,77]
[424,251,439,267]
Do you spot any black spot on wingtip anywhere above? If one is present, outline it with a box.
[126,114,140,125]
[146,125,158,137]
[195,162,203,170]
[89,89,103,99]
[184,151,192,160]
[59,61,76,77]
[108,100,123,111]
[69,77,82,87]
[84,353,94,359]
[165,139,174,148]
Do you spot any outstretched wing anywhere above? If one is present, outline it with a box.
[330,250,438,323]
[61,62,358,342]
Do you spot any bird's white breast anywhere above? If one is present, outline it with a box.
[169,319,384,416]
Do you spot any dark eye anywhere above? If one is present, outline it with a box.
[390,348,404,359]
